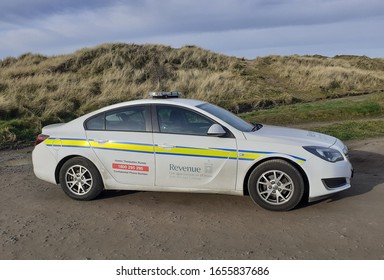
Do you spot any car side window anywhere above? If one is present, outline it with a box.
[157,105,214,135]
[85,106,148,131]
[106,106,147,132]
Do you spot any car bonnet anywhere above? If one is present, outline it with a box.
[244,124,337,147]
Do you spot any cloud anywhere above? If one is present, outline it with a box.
[0,0,383,58]
[131,15,384,58]
[0,0,113,21]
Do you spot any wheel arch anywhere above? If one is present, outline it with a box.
[55,154,98,184]
[242,157,309,201]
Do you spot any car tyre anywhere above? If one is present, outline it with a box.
[59,157,104,200]
[248,159,304,211]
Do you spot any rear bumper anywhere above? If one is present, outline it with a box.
[32,143,58,184]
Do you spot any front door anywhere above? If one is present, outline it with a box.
[153,105,238,190]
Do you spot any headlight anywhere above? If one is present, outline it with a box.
[303,146,344,163]
[342,144,349,158]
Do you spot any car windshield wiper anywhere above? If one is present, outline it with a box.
[251,123,263,131]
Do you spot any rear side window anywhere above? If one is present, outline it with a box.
[85,105,149,132]
[106,106,147,132]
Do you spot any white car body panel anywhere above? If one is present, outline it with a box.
[153,132,238,190]
[86,130,156,187]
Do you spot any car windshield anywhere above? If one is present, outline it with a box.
[197,103,254,132]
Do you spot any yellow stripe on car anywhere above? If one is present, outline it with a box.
[45,138,305,163]
[155,146,237,159]
[89,141,154,153]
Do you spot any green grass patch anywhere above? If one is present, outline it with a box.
[307,120,384,141]
[240,98,384,125]
[0,118,41,146]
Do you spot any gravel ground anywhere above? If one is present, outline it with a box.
[0,138,383,260]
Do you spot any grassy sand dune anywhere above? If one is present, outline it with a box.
[1,43,384,146]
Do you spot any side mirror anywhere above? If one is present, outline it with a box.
[207,124,226,137]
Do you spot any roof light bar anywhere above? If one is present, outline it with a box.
[149,91,182,99]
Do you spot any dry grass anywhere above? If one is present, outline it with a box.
[1,43,384,145]
[252,55,384,100]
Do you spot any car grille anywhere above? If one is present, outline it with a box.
[322,178,347,189]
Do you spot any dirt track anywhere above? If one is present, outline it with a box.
[0,138,383,260]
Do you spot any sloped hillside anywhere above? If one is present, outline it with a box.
[1,43,384,146]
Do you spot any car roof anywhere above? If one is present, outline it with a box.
[79,98,208,120]
[99,98,206,112]
[132,98,206,107]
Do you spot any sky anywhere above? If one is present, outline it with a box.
[1,0,384,59]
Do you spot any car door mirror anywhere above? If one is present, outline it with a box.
[207,124,226,137]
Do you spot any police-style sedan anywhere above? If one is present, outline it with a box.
[32,92,353,211]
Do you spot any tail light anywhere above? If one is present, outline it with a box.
[35,134,49,145]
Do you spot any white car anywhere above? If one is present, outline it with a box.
[32,92,353,211]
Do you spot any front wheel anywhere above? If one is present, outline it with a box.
[59,157,104,200]
[248,159,304,211]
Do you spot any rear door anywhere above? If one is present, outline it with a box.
[153,104,238,190]
[85,105,155,186]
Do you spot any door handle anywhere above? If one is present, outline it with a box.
[158,144,175,150]
[95,139,109,144]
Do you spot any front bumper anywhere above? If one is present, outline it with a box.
[303,155,353,201]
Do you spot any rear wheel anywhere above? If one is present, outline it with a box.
[248,159,304,211]
[59,157,104,200]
